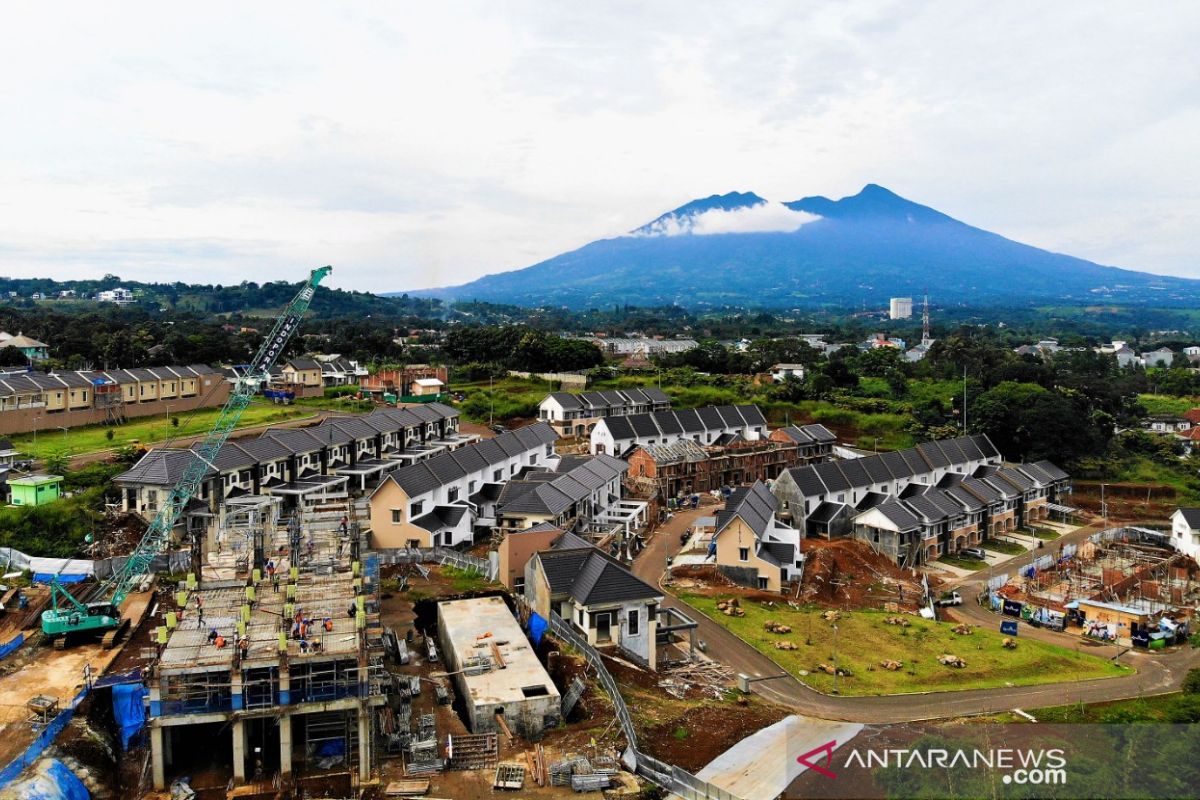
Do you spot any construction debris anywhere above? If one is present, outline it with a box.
[882,616,911,627]
[716,599,745,617]
[951,624,973,635]
[774,641,798,651]
[1002,637,1018,649]
[384,779,431,796]
[550,755,592,786]
[446,733,498,770]
[493,762,526,790]
[815,663,852,676]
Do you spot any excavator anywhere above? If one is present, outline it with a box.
[41,266,333,645]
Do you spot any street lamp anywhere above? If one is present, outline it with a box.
[873,437,880,454]
[1100,483,1108,529]
[57,426,69,458]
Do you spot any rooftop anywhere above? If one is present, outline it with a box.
[438,596,559,707]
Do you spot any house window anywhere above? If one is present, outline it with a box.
[757,577,769,590]
[514,577,525,594]
[411,501,424,517]
[738,547,749,562]
[448,487,459,502]
[511,464,517,475]
[627,609,639,636]
[494,469,503,481]
[391,509,402,524]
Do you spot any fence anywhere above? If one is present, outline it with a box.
[0,545,190,581]
[545,611,745,800]
[374,547,497,581]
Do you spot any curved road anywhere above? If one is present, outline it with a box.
[635,509,1200,723]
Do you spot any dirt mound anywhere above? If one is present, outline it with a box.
[85,512,149,559]
[640,701,789,772]
[801,539,926,610]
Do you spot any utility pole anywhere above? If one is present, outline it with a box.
[962,366,968,433]
[922,290,930,344]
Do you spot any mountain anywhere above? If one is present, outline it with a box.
[406,185,1197,309]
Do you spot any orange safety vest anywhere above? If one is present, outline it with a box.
[323,619,333,632]
[214,636,226,648]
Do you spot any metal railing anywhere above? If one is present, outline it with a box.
[374,547,497,581]
[546,611,745,800]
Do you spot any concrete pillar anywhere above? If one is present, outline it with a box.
[231,671,244,711]
[232,719,247,782]
[279,713,293,779]
[151,725,166,790]
[357,708,371,783]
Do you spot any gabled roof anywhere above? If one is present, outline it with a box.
[115,448,209,485]
[774,424,837,445]
[871,500,921,531]
[497,455,627,517]
[1175,508,1200,530]
[637,439,707,465]
[1030,460,1069,482]
[285,358,321,371]
[715,482,779,539]
[410,505,468,532]
[384,422,557,498]
[537,546,661,606]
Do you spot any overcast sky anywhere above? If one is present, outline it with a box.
[1,2,1197,293]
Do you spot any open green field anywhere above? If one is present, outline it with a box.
[11,401,325,460]
[1137,393,1200,416]
[681,594,1130,696]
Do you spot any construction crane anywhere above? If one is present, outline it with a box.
[41,266,333,642]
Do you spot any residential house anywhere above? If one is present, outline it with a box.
[1168,508,1200,561]
[96,287,135,305]
[772,435,1003,533]
[410,377,445,397]
[497,522,563,591]
[368,422,559,548]
[768,364,806,383]
[279,358,325,398]
[494,454,630,533]
[0,364,228,435]
[116,403,463,530]
[537,388,671,439]
[0,332,49,361]
[767,424,837,461]
[1142,347,1176,368]
[525,534,663,668]
[1144,415,1191,434]
[590,404,768,456]
[317,356,368,387]
[710,482,803,592]
[585,337,698,356]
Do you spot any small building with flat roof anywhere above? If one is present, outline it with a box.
[9,474,62,506]
[436,596,560,737]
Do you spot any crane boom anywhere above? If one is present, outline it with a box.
[42,266,332,637]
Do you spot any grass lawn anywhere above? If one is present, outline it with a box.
[982,539,1026,555]
[936,555,989,571]
[439,565,495,593]
[681,594,1130,696]
[1027,527,1061,541]
[1137,393,1200,416]
[12,401,322,460]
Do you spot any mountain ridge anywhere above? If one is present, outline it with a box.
[398,185,1195,309]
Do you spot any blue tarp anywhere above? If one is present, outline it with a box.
[0,632,24,660]
[528,612,548,646]
[317,739,345,757]
[112,683,148,750]
[8,758,89,800]
[33,573,86,584]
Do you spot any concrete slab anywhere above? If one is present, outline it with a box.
[690,714,863,800]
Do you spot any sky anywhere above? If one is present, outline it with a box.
[0,2,1197,293]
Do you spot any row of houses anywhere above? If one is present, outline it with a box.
[771,436,1071,567]
[624,423,836,500]
[590,404,769,456]
[368,422,562,549]
[538,387,672,438]
[0,364,229,434]
[115,404,464,525]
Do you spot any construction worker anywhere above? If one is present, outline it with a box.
[207,628,219,644]
[238,636,250,660]
[214,634,226,649]
[339,515,348,536]
[196,596,205,628]
[323,617,333,632]
[299,638,310,654]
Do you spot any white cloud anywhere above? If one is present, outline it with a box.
[635,201,821,237]
[0,2,1195,291]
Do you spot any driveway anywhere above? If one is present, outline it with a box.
[632,517,1200,723]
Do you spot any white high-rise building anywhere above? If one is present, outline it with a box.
[889,297,913,319]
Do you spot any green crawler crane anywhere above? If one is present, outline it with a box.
[41,266,333,643]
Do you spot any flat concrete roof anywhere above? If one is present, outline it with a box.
[438,596,559,707]
[159,523,365,675]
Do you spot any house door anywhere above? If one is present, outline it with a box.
[595,612,612,643]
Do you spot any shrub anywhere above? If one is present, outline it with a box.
[1183,667,1200,694]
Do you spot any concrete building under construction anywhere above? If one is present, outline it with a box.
[145,512,384,792]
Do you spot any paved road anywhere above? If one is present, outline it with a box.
[633,514,1200,723]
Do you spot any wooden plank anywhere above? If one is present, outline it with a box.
[489,640,506,669]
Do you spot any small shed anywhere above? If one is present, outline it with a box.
[410,378,445,397]
[9,474,63,506]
